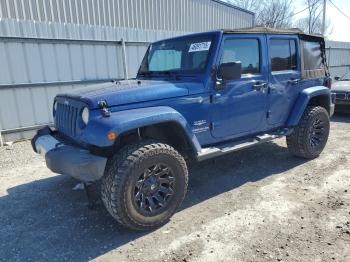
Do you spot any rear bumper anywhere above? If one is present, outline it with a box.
[32,127,107,182]
[330,103,335,117]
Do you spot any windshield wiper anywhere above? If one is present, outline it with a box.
[138,70,181,80]
[138,71,152,77]
[158,71,180,80]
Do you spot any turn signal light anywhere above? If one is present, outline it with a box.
[107,131,117,141]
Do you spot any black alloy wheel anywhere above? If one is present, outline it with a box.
[101,140,188,230]
[133,164,175,215]
[287,106,330,159]
[309,117,327,149]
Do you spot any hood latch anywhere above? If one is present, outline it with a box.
[98,100,111,117]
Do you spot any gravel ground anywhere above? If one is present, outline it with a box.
[0,114,349,262]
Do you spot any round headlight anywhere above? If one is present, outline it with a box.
[53,101,57,117]
[81,107,89,125]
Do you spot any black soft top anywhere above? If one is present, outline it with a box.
[222,27,328,78]
[222,26,324,40]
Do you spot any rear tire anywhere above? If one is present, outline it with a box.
[286,106,330,159]
[101,140,188,230]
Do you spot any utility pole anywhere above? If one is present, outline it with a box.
[322,0,327,35]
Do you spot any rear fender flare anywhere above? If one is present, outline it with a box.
[286,86,331,126]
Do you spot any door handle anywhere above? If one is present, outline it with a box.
[288,79,300,85]
[252,82,267,91]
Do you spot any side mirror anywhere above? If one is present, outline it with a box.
[217,62,241,81]
[334,76,340,81]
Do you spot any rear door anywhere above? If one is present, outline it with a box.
[267,35,301,126]
[210,34,269,139]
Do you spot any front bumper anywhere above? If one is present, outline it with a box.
[32,127,107,182]
[334,103,350,113]
[330,93,336,117]
[334,96,350,113]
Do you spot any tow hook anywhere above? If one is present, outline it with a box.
[98,100,111,117]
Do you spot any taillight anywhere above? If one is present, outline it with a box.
[324,77,332,89]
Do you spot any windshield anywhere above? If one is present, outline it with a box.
[340,71,350,81]
[138,34,214,76]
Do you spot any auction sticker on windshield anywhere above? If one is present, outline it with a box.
[188,42,211,52]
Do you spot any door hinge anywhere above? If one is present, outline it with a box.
[209,95,213,104]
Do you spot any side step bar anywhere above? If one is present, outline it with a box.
[196,131,290,162]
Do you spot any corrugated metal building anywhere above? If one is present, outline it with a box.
[0,0,255,144]
[0,0,254,31]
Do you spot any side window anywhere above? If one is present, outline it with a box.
[192,51,208,70]
[270,39,297,71]
[221,39,260,74]
[302,40,322,70]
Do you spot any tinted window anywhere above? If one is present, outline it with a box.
[270,39,297,71]
[302,40,322,70]
[221,39,260,74]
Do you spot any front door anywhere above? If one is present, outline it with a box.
[267,35,301,126]
[211,35,269,139]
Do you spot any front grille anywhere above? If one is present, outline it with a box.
[55,102,79,137]
[335,92,347,100]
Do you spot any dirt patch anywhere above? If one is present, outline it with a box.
[0,114,349,262]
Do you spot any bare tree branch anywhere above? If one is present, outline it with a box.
[295,0,330,34]
[227,0,262,12]
[228,0,294,28]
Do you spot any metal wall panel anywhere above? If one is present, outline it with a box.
[0,38,124,85]
[326,41,350,77]
[0,0,254,31]
[0,20,171,143]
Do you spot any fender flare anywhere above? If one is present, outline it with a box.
[80,106,202,152]
[286,86,331,127]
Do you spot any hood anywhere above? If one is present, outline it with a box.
[332,80,350,92]
[58,80,191,109]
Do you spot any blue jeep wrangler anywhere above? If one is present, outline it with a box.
[32,27,335,230]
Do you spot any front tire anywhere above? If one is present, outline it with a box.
[286,106,330,159]
[101,140,188,230]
